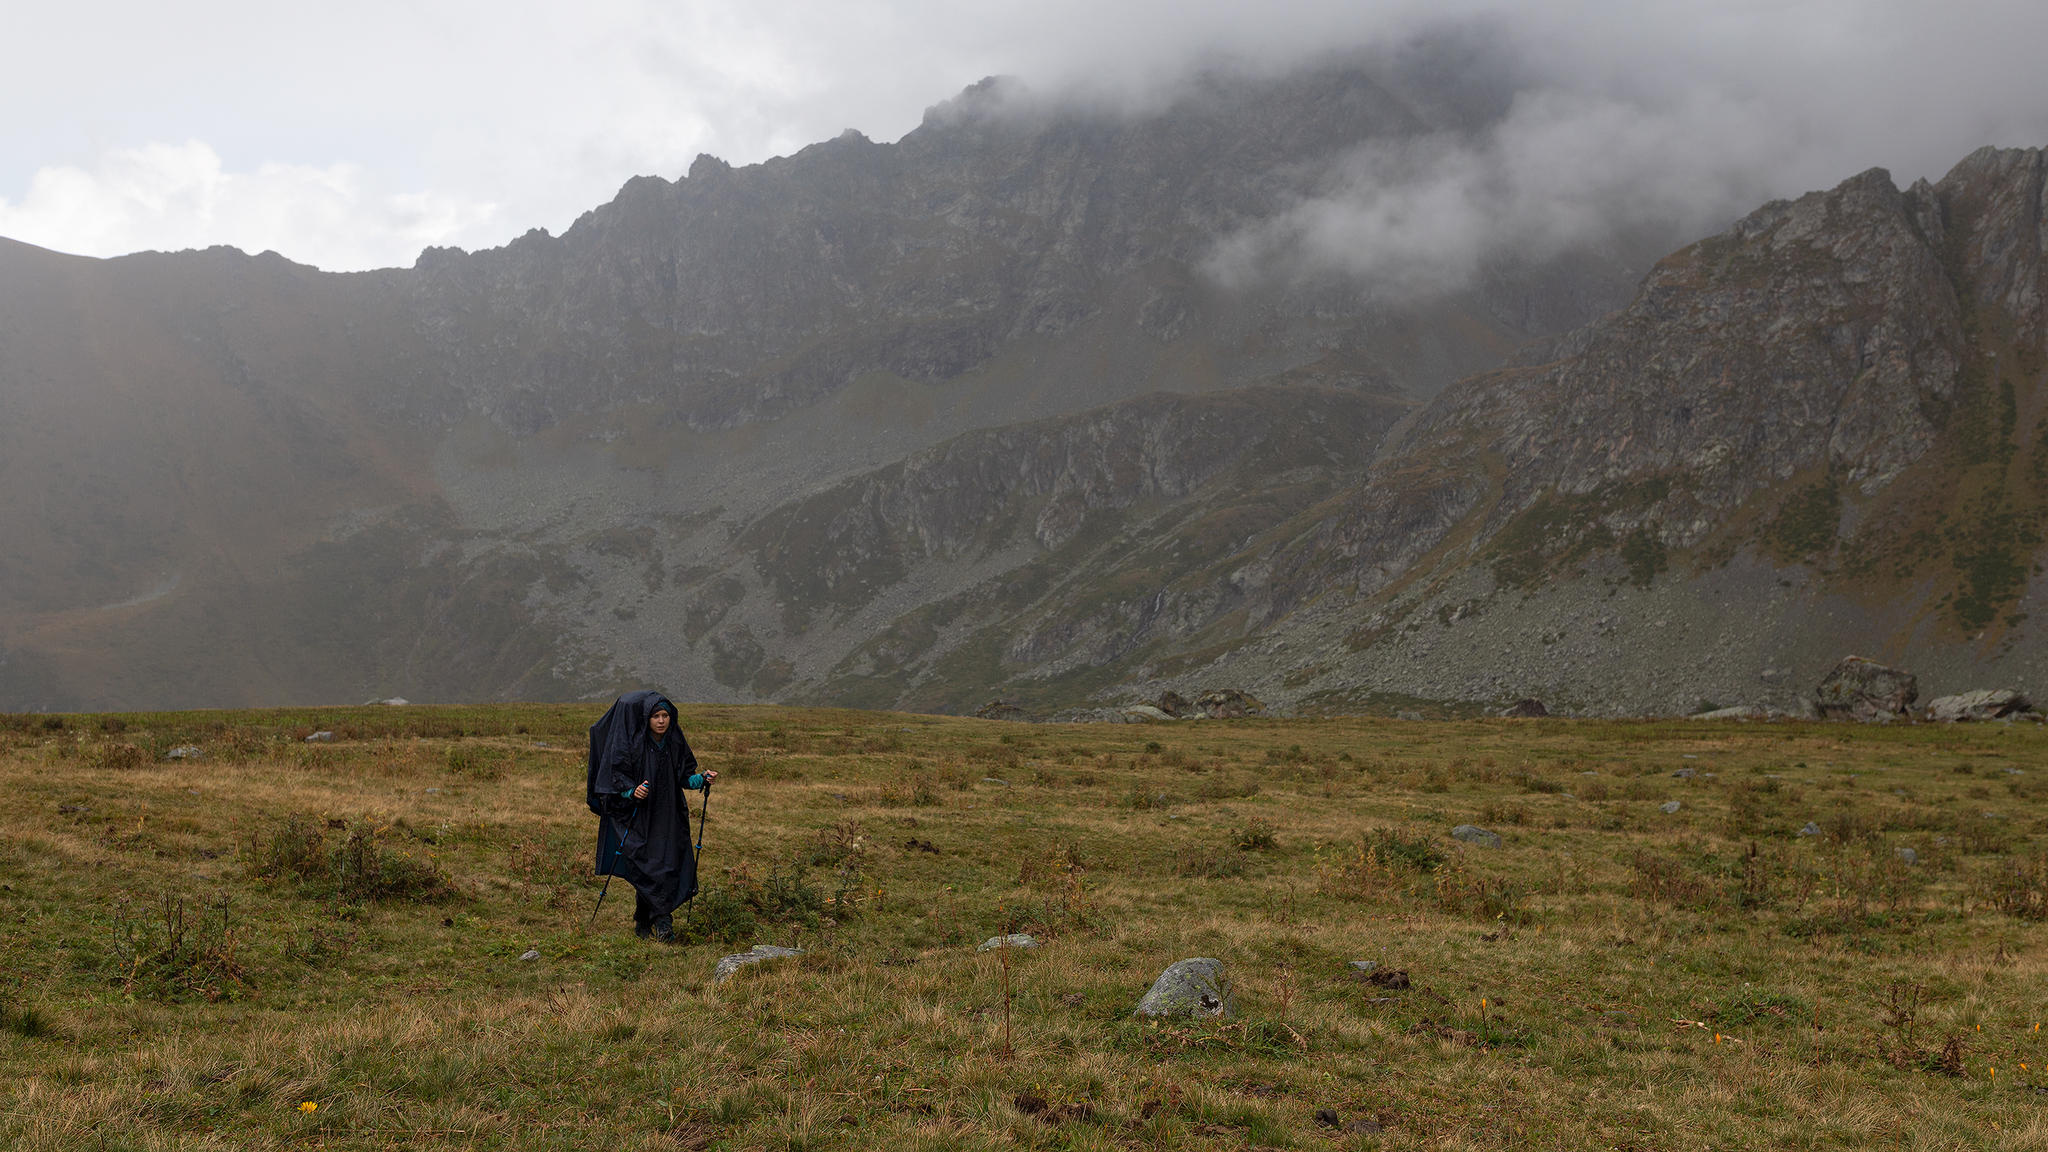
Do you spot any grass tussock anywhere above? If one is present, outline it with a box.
[0,702,2046,1149]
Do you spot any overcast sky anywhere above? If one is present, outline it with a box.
[3,0,2045,272]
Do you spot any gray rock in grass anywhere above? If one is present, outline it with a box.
[1798,822,1822,836]
[1659,800,1683,814]
[713,944,803,984]
[977,934,1040,952]
[1451,825,1502,848]
[519,949,541,962]
[1133,958,1234,1019]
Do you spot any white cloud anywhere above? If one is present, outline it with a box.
[1,0,2045,273]
[1204,85,1792,294]
[0,141,496,271]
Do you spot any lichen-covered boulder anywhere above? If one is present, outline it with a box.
[1814,657,1918,722]
[1451,825,1502,848]
[1195,689,1264,719]
[974,700,1031,722]
[1925,689,2032,722]
[1499,699,1548,718]
[1158,690,1191,717]
[713,944,802,983]
[1133,958,1234,1019]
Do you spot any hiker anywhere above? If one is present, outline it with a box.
[586,690,716,941]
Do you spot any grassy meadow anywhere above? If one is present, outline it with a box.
[2,703,2047,1150]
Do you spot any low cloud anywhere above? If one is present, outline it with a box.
[3,0,2046,274]
[1203,83,1790,294]
[0,141,496,271]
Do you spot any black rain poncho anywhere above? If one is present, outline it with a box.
[586,691,707,918]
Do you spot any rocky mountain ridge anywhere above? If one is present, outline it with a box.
[673,147,2046,718]
[1,63,2041,715]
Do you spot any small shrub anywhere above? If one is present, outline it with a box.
[90,742,146,771]
[682,888,758,944]
[1124,785,1171,810]
[1173,848,1245,879]
[1233,817,1279,851]
[1195,774,1261,801]
[109,894,250,1003]
[445,745,505,780]
[246,815,453,902]
[1977,853,2048,919]
[1479,801,1530,826]
[1433,856,1532,924]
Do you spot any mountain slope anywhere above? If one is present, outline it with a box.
[0,60,1656,712]
[690,148,2047,718]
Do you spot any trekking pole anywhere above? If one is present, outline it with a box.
[681,780,712,930]
[696,779,713,854]
[586,805,637,932]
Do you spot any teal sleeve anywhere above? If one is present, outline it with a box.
[687,773,706,790]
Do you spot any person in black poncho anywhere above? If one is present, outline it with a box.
[586,691,716,941]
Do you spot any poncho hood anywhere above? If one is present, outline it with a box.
[585,689,678,815]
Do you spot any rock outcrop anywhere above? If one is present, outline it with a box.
[1925,689,2033,722]
[1815,657,1919,722]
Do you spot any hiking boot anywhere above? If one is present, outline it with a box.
[650,915,676,943]
[633,921,654,940]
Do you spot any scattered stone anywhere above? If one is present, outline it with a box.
[1133,958,1234,1019]
[1346,1118,1385,1134]
[1895,847,1918,865]
[1798,822,1822,836]
[1760,667,1790,685]
[1499,698,1548,718]
[305,731,334,742]
[980,778,1009,785]
[977,934,1039,952]
[1925,689,2033,722]
[1659,801,1683,814]
[165,745,203,759]
[1158,690,1190,717]
[1691,705,1763,720]
[1814,656,1918,722]
[1451,825,1502,848]
[713,944,803,983]
[1121,705,1176,723]
[1314,1109,1341,1128]
[1195,689,1265,719]
[1672,768,1697,779]
[519,949,541,962]
[1348,960,1378,972]
[382,698,409,706]
[974,700,1032,722]
[1396,711,1424,722]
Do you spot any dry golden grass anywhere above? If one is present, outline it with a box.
[2,704,2046,1149]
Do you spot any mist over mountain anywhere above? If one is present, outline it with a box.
[2,53,2043,717]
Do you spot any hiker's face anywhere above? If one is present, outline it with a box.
[650,710,672,736]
